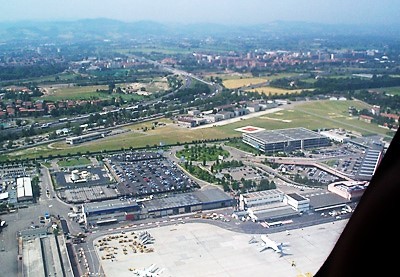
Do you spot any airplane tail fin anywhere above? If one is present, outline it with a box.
[278,243,292,257]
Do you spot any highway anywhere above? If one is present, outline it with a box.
[131,54,224,96]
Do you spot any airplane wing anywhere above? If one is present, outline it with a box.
[147,264,157,273]
[248,236,258,244]
[133,264,164,276]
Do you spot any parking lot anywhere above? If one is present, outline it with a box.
[278,164,340,185]
[107,151,199,198]
[221,165,270,182]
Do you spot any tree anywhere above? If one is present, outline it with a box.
[7,140,13,149]
[71,126,82,136]
[108,83,115,94]
[31,176,41,200]
[257,179,270,191]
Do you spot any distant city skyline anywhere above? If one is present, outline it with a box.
[2,0,400,26]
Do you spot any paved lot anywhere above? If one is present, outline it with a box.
[95,220,348,277]
[108,152,197,197]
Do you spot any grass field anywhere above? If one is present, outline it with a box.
[37,80,168,101]
[221,73,305,90]
[38,85,110,101]
[5,120,232,160]
[246,87,313,95]
[223,77,269,89]
[0,72,81,86]
[373,86,400,96]
[117,77,169,93]
[215,100,387,138]
[57,157,91,167]
[3,99,394,161]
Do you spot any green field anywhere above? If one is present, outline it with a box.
[36,77,170,101]
[3,100,394,161]
[37,85,110,101]
[176,145,229,161]
[207,72,301,82]
[0,72,81,86]
[373,86,400,96]
[5,120,231,160]
[223,77,269,89]
[57,157,91,167]
[215,100,390,138]
[246,87,313,95]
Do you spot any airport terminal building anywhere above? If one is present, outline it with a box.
[239,189,310,222]
[328,181,368,201]
[143,188,233,217]
[82,199,142,227]
[242,127,330,153]
[82,188,233,227]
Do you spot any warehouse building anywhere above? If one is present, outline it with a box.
[65,131,106,145]
[16,177,33,203]
[242,127,330,153]
[19,231,73,277]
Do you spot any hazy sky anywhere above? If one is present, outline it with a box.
[1,0,400,25]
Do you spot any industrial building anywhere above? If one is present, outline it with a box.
[19,230,73,277]
[242,127,330,153]
[65,131,106,145]
[16,177,33,202]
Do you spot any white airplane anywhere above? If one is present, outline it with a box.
[259,235,289,257]
[132,264,165,277]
